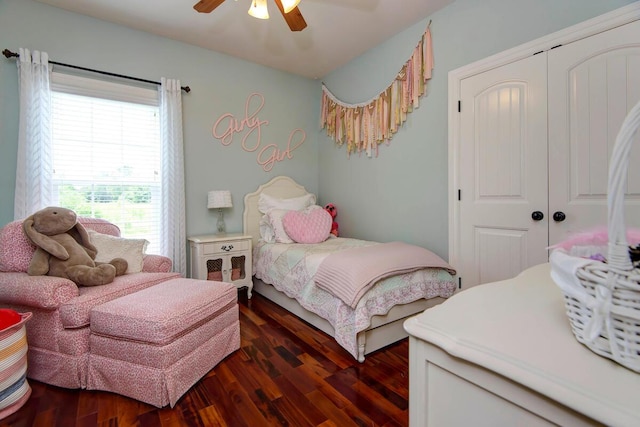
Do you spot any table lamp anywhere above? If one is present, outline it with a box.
[208,190,232,233]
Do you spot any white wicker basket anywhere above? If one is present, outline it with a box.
[550,100,640,373]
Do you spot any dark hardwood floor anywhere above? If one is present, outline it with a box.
[0,289,410,427]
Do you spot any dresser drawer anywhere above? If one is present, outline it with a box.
[201,239,250,255]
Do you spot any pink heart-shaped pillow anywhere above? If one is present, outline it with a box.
[283,208,332,244]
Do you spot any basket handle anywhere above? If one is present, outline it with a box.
[607,100,640,270]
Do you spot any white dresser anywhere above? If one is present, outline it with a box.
[404,263,640,427]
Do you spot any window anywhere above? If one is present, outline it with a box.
[51,73,161,253]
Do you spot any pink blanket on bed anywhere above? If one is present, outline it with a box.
[314,242,456,308]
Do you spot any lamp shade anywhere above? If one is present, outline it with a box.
[208,190,232,209]
[281,0,301,13]
[248,0,269,19]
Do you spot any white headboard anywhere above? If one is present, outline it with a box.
[243,176,310,247]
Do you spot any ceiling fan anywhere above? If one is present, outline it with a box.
[194,0,308,32]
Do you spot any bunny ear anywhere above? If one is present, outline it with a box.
[72,222,97,258]
[23,218,70,260]
[73,222,96,251]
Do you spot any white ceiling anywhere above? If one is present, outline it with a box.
[35,0,453,79]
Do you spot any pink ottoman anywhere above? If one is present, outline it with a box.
[87,278,240,407]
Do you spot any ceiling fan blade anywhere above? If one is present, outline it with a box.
[193,0,226,13]
[273,0,308,32]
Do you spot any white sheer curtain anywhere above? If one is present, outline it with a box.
[14,48,53,220]
[159,78,187,277]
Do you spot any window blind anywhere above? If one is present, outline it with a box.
[51,72,161,253]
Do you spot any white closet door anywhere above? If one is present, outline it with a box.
[458,53,549,287]
[548,19,640,247]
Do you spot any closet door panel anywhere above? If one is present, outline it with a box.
[548,19,640,247]
[458,53,548,287]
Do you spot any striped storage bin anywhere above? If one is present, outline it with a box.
[0,312,32,420]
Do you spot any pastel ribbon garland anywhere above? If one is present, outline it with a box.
[320,25,434,158]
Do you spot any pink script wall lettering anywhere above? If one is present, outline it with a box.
[212,92,306,172]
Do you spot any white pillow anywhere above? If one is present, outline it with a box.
[258,193,316,214]
[264,209,295,243]
[88,230,149,274]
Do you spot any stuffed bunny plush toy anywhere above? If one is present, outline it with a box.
[23,207,127,286]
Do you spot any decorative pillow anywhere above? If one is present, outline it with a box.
[258,192,316,214]
[264,209,295,244]
[88,230,148,274]
[259,215,276,243]
[283,207,332,244]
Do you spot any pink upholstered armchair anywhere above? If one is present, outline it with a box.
[0,218,179,389]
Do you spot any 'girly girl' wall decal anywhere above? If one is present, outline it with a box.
[212,92,306,171]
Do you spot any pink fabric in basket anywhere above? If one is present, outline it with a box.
[283,208,332,244]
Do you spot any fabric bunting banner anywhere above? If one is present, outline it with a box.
[320,25,434,158]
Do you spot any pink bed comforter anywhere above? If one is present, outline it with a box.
[314,242,456,308]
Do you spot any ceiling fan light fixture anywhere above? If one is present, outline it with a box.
[248,0,269,19]
[281,0,301,14]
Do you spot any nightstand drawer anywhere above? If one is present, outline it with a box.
[202,240,250,255]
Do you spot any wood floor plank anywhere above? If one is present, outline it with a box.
[272,375,328,426]
[305,389,359,427]
[0,291,410,426]
[157,407,184,427]
[246,335,275,360]
[218,379,265,427]
[193,374,241,425]
[77,389,99,420]
[224,350,283,402]
[195,404,226,427]
[325,368,398,426]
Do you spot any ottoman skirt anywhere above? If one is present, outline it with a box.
[87,278,240,407]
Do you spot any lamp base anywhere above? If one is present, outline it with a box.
[216,209,226,234]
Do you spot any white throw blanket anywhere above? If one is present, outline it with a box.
[314,242,456,308]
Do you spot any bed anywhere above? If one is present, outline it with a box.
[243,176,457,362]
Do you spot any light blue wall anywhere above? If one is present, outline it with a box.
[1,0,637,260]
[319,0,636,259]
[0,0,318,236]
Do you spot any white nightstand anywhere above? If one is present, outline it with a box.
[188,233,253,298]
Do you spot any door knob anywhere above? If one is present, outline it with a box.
[531,211,544,221]
[553,211,566,222]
